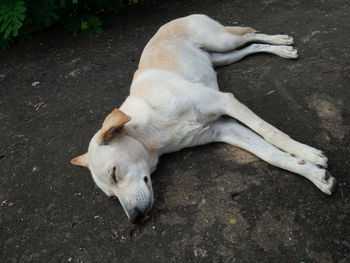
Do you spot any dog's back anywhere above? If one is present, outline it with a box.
[134,15,230,89]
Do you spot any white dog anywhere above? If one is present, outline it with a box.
[71,15,336,223]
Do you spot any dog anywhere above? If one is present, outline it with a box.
[71,14,336,223]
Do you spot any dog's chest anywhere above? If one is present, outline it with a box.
[124,71,218,153]
[127,112,207,154]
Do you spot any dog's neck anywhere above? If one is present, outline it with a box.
[123,132,159,174]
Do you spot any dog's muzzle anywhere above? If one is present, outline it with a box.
[129,206,150,224]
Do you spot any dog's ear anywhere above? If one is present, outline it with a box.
[98,108,131,144]
[71,153,89,168]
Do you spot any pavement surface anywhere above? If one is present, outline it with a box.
[1,0,349,262]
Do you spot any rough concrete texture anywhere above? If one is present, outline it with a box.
[1,0,349,262]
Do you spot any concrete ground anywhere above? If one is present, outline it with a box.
[1,0,349,262]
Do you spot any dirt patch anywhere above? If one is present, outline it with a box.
[159,211,186,225]
[251,211,297,252]
[158,169,202,209]
[307,94,349,140]
[217,145,260,165]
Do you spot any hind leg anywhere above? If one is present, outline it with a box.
[202,30,295,52]
[186,15,295,52]
[210,43,298,66]
[243,33,294,45]
[224,26,256,35]
[225,26,294,45]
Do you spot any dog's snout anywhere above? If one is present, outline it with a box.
[129,207,146,224]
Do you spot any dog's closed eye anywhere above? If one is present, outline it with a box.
[111,167,118,183]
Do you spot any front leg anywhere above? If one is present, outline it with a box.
[221,93,328,167]
[196,119,336,195]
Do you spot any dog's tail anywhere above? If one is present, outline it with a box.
[225,26,257,35]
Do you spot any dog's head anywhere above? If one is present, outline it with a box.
[71,109,153,223]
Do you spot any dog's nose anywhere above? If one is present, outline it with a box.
[129,207,146,224]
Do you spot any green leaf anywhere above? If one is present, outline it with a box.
[0,0,139,49]
[88,16,101,27]
[59,0,66,8]
[229,218,237,224]
[0,0,27,39]
[28,1,59,29]
[0,31,13,49]
[95,27,103,34]
[81,20,88,30]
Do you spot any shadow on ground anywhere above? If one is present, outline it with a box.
[1,0,349,262]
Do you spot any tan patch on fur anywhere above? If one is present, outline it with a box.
[307,95,349,139]
[137,45,181,77]
[130,77,158,98]
[225,26,256,35]
[153,18,191,42]
[134,18,192,78]
[99,109,131,143]
[71,152,89,167]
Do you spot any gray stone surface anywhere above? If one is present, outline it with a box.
[0,0,349,262]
